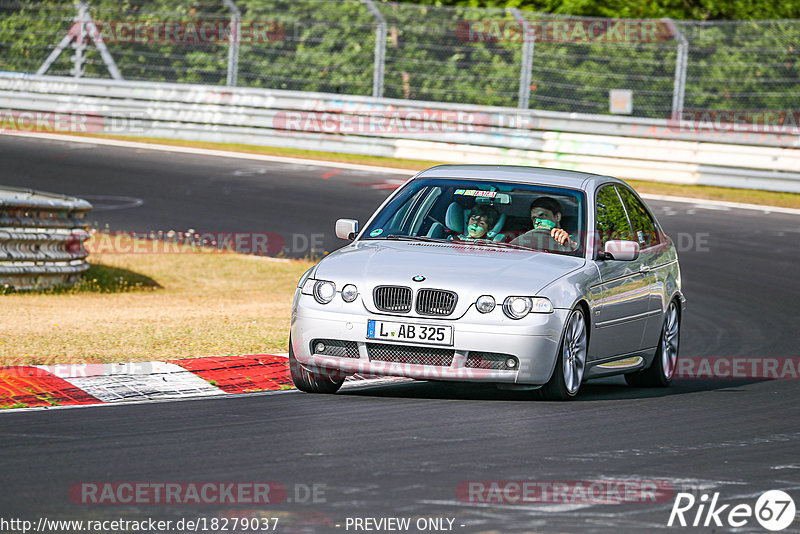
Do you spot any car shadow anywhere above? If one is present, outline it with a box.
[339,375,770,402]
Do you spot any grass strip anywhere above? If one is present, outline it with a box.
[0,234,312,365]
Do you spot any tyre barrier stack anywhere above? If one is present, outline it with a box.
[0,186,91,290]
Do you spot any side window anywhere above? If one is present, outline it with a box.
[595,185,633,251]
[386,187,427,234]
[617,187,660,248]
[408,187,442,236]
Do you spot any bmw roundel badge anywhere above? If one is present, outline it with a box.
[412,275,426,282]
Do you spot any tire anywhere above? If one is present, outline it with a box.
[289,338,344,394]
[625,300,680,388]
[536,306,588,401]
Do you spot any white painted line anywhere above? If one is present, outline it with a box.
[639,193,800,216]
[38,361,225,403]
[1,131,415,175]
[5,131,798,215]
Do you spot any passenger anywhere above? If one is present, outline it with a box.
[454,204,500,241]
[512,197,578,251]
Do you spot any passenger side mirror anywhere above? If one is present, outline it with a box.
[603,240,640,261]
[335,219,359,240]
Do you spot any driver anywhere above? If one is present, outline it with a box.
[511,197,578,251]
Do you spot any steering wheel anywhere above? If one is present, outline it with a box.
[523,228,564,251]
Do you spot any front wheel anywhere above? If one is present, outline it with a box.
[289,338,344,394]
[625,300,680,388]
[536,306,588,401]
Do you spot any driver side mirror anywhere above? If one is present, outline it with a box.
[335,219,359,240]
[603,240,639,261]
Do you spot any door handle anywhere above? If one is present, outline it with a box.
[639,265,651,274]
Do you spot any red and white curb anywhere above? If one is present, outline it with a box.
[0,354,408,410]
[38,361,227,403]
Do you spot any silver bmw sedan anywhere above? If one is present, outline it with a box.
[289,165,685,400]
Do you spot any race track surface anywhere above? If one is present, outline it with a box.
[2,134,799,533]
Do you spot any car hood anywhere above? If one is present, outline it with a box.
[315,240,585,316]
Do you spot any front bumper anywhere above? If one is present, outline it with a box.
[291,292,568,385]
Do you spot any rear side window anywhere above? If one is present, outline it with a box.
[595,185,633,251]
[617,187,660,248]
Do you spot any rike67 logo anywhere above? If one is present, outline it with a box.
[668,490,795,531]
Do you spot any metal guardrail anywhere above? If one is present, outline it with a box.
[0,73,798,192]
[0,186,92,290]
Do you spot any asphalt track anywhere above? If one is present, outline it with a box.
[2,134,800,533]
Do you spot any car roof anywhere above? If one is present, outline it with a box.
[414,164,624,191]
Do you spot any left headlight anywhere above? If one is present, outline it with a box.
[476,295,496,313]
[301,279,336,304]
[502,296,553,319]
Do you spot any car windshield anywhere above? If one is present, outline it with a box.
[362,178,586,257]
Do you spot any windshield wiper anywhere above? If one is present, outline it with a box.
[380,234,543,252]
[381,234,447,243]
[450,238,537,251]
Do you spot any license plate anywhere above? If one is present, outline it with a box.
[367,319,453,346]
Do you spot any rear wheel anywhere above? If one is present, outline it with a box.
[536,307,588,401]
[289,338,344,394]
[625,300,680,387]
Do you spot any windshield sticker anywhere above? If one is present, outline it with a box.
[370,229,383,237]
[454,189,497,198]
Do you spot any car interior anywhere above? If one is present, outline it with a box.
[424,187,581,246]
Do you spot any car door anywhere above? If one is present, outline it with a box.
[590,185,653,359]
[616,186,666,350]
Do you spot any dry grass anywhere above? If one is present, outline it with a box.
[0,237,313,366]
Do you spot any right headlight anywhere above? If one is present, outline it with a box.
[301,279,336,304]
[297,267,314,289]
[502,296,552,319]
